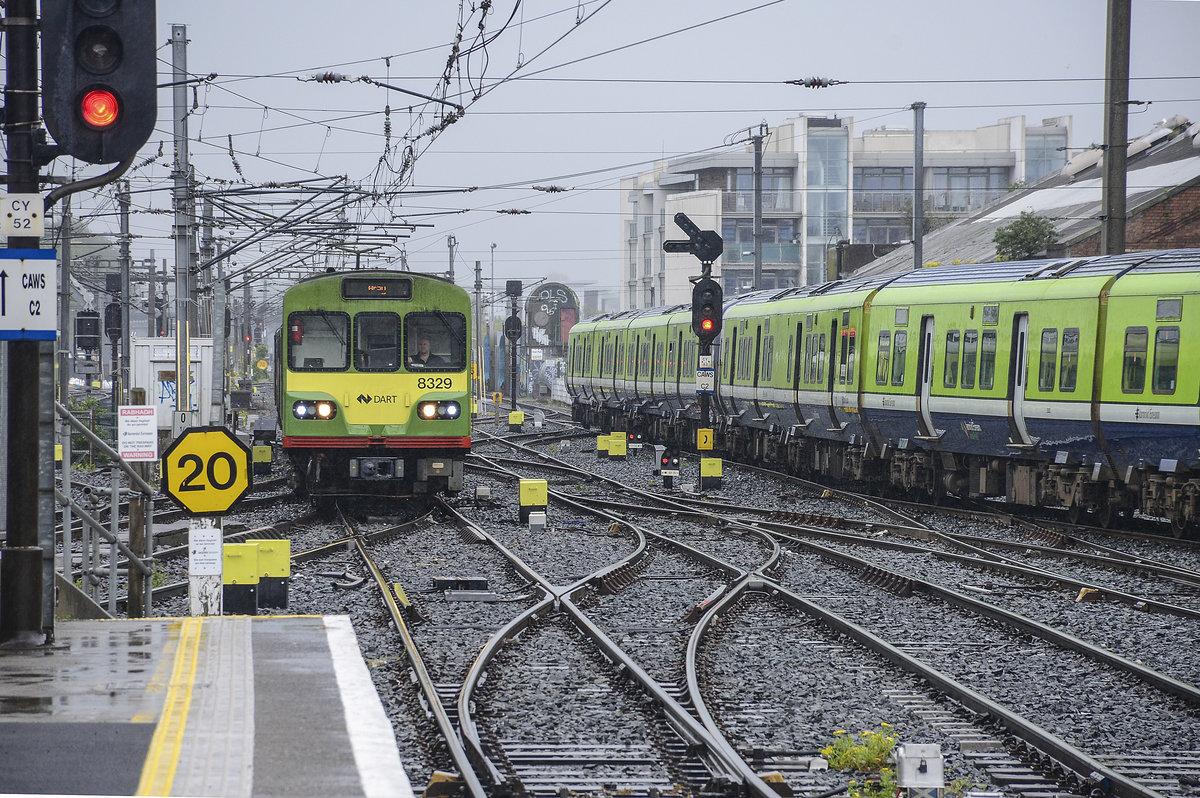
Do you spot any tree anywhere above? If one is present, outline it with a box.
[994,211,1058,261]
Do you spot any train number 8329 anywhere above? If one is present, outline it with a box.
[417,376,454,390]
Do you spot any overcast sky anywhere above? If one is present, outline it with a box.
[56,0,1200,301]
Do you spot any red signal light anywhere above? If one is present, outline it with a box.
[701,318,714,332]
[81,88,119,128]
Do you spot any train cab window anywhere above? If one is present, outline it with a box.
[1060,328,1079,392]
[944,330,960,388]
[961,330,978,389]
[979,330,997,390]
[288,311,350,371]
[1038,329,1058,391]
[891,331,907,386]
[876,331,891,385]
[1122,326,1148,393]
[404,312,465,372]
[1152,327,1179,394]
[353,312,400,372]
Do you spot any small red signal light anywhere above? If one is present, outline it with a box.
[80,88,120,128]
[701,318,714,331]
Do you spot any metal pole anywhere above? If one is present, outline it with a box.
[753,126,764,291]
[489,244,496,392]
[1,0,46,646]
[509,297,518,412]
[119,182,131,405]
[146,250,157,336]
[1101,0,1130,255]
[447,234,456,283]
[912,101,926,270]
[172,25,192,434]
[474,259,482,411]
[58,198,73,406]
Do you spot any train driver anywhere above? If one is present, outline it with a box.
[408,332,446,367]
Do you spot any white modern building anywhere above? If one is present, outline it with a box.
[619,114,1070,310]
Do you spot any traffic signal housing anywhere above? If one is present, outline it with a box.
[74,310,100,350]
[691,277,723,346]
[41,0,158,164]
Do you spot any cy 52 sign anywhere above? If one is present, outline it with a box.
[161,426,253,515]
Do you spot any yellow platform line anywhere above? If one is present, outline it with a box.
[137,617,204,796]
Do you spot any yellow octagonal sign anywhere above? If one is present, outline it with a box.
[161,426,253,516]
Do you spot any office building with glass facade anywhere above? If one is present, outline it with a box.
[619,114,1070,310]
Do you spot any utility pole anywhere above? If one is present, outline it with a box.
[119,181,132,406]
[474,259,482,412]
[199,195,213,336]
[752,123,765,291]
[146,250,157,335]
[171,24,192,434]
[1,0,49,646]
[489,243,496,391]
[1101,0,1130,255]
[58,198,73,405]
[912,101,926,270]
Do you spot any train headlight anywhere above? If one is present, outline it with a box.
[293,400,337,420]
[417,401,460,420]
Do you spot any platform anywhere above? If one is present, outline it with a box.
[0,615,414,798]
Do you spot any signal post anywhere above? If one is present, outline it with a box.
[663,212,724,434]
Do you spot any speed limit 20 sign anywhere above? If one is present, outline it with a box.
[161,426,253,515]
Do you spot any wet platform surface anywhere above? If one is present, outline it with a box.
[0,615,413,797]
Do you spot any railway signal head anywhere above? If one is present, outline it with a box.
[41,0,158,164]
[691,278,723,345]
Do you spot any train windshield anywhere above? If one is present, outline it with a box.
[405,312,466,372]
[287,311,349,371]
[353,312,400,371]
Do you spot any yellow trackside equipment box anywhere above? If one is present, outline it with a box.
[596,435,610,459]
[248,539,291,609]
[508,410,525,432]
[252,444,273,476]
[222,542,259,615]
[519,478,548,523]
[700,457,723,489]
[607,433,627,459]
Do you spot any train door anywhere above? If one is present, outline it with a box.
[916,315,937,437]
[750,325,764,420]
[723,327,740,417]
[671,330,683,408]
[825,317,840,427]
[1009,313,1034,446]
[631,334,642,402]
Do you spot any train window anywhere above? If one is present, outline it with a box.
[762,336,774,382]
[891,331,907,385]
[1038,329,1058,391]
[1060,328,1079,392]
[982,304,999,325]
[895,307,908,327]
[979,331,997,389]
[654,342,664,378]
[1156,298,1182,321]
[944,330,960,388]
[640,342,650,375]
[1122,326,1148,393]
[847,327,856,385]
[667,341,677,377]
[839,327,850,385]
[1152,327,1179,394]
[876,331,891,385]
[626,343,634,376]
[961,330,978,389]
[353,312,400,372]
[288,311,350,372]
[404,312,466,372]
[817,334,827,384]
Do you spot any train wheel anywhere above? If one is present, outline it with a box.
[1097,502,1122,530]
[1067,500,1084,526]
[1170,501,1189,539]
